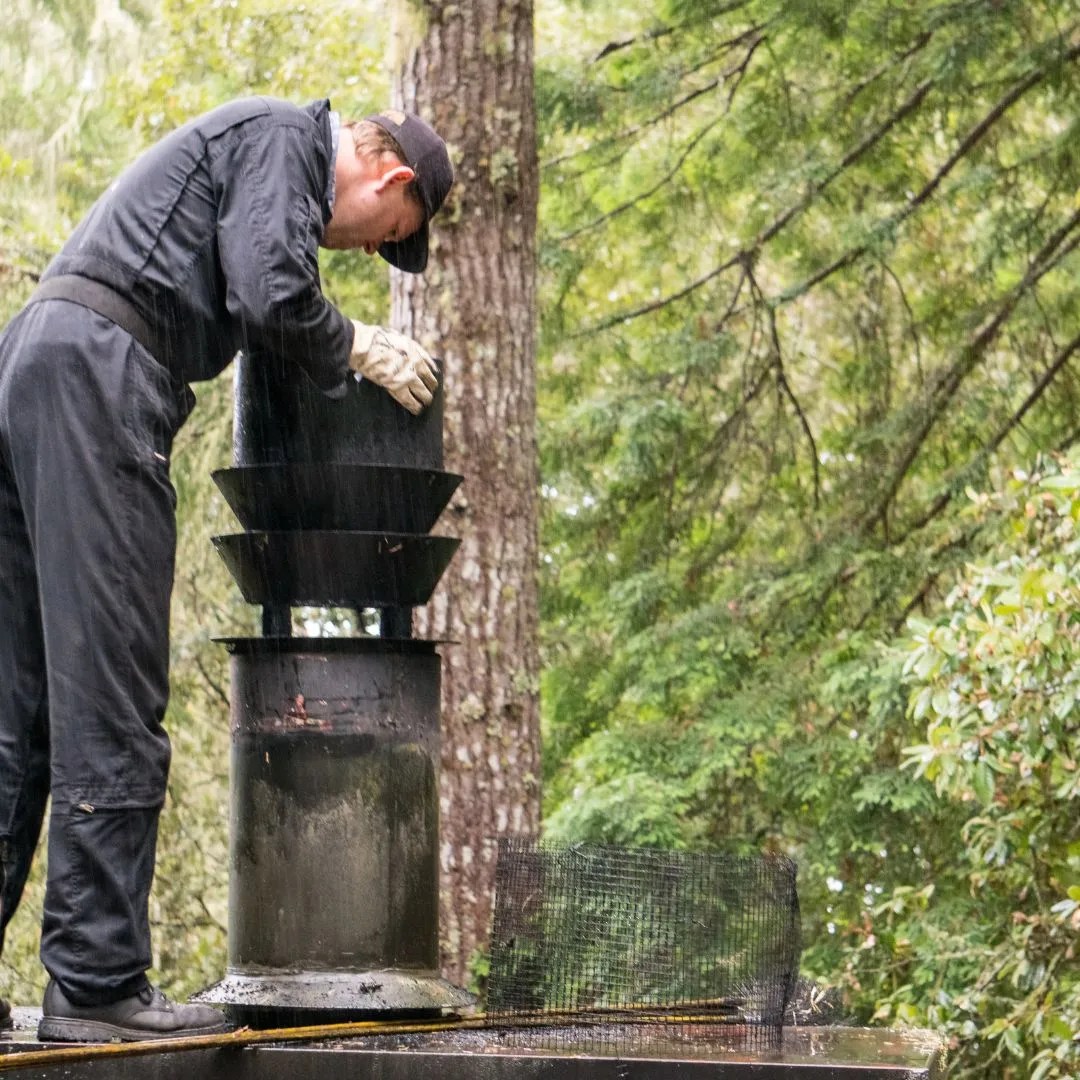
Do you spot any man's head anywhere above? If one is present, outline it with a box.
[322,110,453,272]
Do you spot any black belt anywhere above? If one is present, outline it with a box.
[30,275,170,369]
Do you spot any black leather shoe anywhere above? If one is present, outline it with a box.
[37,979,233,1042]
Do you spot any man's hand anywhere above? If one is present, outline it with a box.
[349,321,438,414]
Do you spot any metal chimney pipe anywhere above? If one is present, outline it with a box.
[195,357,473,1025]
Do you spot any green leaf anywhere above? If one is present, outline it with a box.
[972,760,996,807]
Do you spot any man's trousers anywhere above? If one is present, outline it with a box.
[0,299,186,1004]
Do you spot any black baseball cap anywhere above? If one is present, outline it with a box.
[366,109,454,273]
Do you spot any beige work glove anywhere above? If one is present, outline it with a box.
[349,321,438,415]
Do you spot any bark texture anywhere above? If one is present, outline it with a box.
[391,0,540,986]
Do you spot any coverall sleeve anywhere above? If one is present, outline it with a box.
[212,120,354,394]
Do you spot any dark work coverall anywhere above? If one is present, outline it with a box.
[0,97,354,1003]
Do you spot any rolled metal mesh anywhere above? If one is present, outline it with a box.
[485,840,801,1051]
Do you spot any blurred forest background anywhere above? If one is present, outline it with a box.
[1,2,1077,1077]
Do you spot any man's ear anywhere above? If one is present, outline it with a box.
[375,164,416,192]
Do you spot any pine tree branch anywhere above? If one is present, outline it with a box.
[591,2,753,64]
[748,266,821,508]
[862,210,1080,534]
[723,29,765,108]
[775,358,821,511]
[571,252,745,337]
[711,262,749,334]
[555,114,725,242]
[582,31,1078,336]
[902,324,1080,537]
[880,260,924,384]
[840,30,934,108]
[575,74,934,334]
[593,28,673,63]
[694,319,773,473]
[894,44,1078,220]
[546,26,767,173]
[779,35,1080,304]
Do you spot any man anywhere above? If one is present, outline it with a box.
[0,96,453,1042]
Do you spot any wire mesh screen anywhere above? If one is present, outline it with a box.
[485,840,801,1053]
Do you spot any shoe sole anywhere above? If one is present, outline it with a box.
[37,1016,233,1043]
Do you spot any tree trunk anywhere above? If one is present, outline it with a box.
[390,0,540,987]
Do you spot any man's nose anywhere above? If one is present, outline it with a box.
[363,241,378,255]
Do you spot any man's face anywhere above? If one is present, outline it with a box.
[322,156,425,253]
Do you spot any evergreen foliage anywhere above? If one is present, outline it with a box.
[536,1,1079,1074]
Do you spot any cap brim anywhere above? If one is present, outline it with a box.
[379,220,429,273]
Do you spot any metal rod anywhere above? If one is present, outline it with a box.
[379,606,413,639]
[260,604,291,637]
